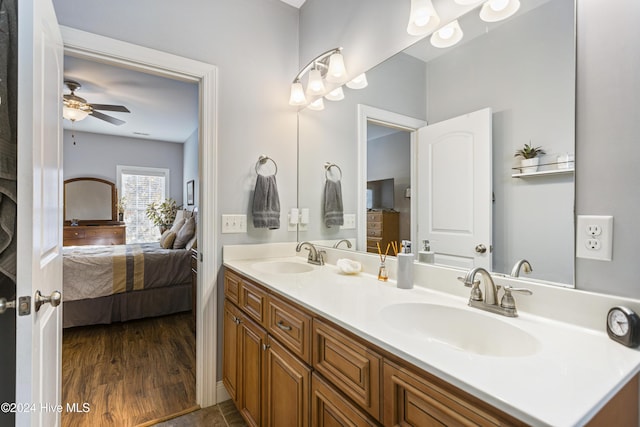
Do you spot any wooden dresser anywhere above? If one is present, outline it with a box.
[63,224,126,246]
[366,210,399,253]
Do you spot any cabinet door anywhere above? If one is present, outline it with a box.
[238,314,268,427]
[311,373,379,427]
[223,301,241,404]
[265,337,311,427]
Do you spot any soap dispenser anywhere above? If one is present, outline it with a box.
[397,240,414,289]
[418,240,435,264]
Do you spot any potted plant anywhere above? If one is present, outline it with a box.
[515,142,546,173]
[145,198,179,234]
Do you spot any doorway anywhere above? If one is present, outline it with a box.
[60,26,219,412]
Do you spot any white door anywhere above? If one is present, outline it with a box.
[417,108,492,270]
[15,0,64,425]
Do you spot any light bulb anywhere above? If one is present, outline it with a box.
[407,0,440,36]
[346,73,368,90]
[489,0,509,12]
[438,26,455,40]
[430,20,463,49]
[479,0,520,22]
[325,87,345,101]
[308,97,324,111]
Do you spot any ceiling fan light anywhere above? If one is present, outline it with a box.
[326,53,348,84]
[308,97,325,111]
[346,73,368,90]
[325,87,345,101]
[479,0,520,22]
[407,0,441,36]
[63,106,90,122]
[306,69,326,95]
[289,82,307,106]
[431,20,464,48]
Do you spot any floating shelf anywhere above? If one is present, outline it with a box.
[511,160,574,178]
[512,167,574,178]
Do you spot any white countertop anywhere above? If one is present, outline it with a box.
[223,244,640,427]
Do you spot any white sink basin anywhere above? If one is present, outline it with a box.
[251,261,315,274]
[379,303,540,357]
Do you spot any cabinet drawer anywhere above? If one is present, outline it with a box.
[367,221,382,231]
[366,229,382,238]
[268,295,312,364]
[239,279,267,326]
[63,228,85,240]
[383,361,524,427]
[224,270,241,305]
[313,319,381,422]
[311,373,379,427]
[367,212,382,222]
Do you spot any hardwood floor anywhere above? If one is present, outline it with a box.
[62,313,197,427]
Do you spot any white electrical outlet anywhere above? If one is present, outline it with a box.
[576,215,613,261]
[222,214,247,233]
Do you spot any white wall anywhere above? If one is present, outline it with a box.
[63,130,184,201]
[575,0,640,298]
[183,128,199,208]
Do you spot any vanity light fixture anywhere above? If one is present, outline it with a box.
[406,0,441,36]
[431,20,464,48]
[308,97,325,111]
[325,86,345,101]
[306,68,326,96]
[479,0,520,22]
[346,73,368,90]
[326,52,348,84]
[288,81,307,106]
[289,47,345,106]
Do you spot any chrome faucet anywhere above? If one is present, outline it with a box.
[510,259,533,277]
[459,267,532,317]
[333,239,352,249]
[296,241,325,266]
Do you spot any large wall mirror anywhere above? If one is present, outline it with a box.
[297,0,575,286]
[64,177,118,223]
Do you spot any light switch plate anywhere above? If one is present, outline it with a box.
[340,214,356,230]
[222,214,247,233]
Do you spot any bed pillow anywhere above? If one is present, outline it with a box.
[169,217,186,234]
[173,217,196,249]
[160,231,177,249]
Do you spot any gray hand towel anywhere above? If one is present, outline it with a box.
[324,179,344,227]
[252,174,280,229]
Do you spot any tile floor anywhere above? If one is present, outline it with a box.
[150,400,247,427]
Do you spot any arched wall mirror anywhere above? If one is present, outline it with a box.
[64,177,118,224]
[297,0,575,287]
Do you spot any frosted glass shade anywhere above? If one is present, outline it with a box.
[326,53,348,84]
[306,69,326,95]
[325,87,345,101]
[63,106,90,122]
[289,82,307,106]
[431,20,464,48]
[407,0,441,36]
[453,0,483,5]
[479,0,520,22]
[308,97,325,111]
[346,73,368,90]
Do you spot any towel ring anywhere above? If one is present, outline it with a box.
[256,155,278,176]
[324,162,342,180]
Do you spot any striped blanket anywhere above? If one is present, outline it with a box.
[62,243,191,302]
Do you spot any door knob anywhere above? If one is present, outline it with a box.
[475,244,487,254]
[0,297,15,314]
[35,290,62,312]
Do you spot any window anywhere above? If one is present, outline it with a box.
[117,165,170,243]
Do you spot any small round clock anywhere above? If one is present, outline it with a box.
[606,306,640,347]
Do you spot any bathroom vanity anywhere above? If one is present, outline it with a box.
[223,244,640,427]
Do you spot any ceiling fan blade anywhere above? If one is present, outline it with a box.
[90,110,126,126]
[89,103,131,113]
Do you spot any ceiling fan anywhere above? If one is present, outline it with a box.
[62,80,130,125]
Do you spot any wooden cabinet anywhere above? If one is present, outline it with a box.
[311,373,379,427]
[312,319,381,422]
[264,337,311,427]
[268,295,312,364]
[366,211,399,253]
[63,224,126,246]
[383,360,526,427]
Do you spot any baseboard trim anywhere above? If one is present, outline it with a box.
[216,380,231,403]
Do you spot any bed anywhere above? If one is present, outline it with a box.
[62,242,193,328]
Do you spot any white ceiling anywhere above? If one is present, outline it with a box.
[279,0,306,8]
[63,55,199,143]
